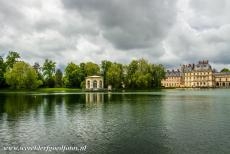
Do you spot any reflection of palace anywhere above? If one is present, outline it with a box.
[85,76,104,91]
[161,60,230,88]
[85,93,104,103]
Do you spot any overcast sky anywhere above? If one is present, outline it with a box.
[1,0,230,70]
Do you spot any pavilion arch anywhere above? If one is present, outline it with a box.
[85,75,104,90]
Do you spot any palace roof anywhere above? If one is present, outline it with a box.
[194,60,212,71]
[166,70,181,77]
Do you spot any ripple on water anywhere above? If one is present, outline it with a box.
[0,90,230,154]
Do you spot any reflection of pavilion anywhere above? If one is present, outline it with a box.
[85,93,104,103]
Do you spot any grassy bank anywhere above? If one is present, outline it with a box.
[0,88,82,93]
[0,87,169,93]
[36,88,82,92]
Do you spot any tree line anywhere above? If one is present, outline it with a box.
[0,51,165,89]
[220,68,230,72]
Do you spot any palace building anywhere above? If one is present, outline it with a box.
[182,60,215,88]
[214,72,230,88]
[161,60,230,88]
[161,69,183,88]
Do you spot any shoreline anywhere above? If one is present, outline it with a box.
[0,87,229,93]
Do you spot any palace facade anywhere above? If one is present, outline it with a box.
[161,60,230,88]
[214,72,230,88]
[161,69,183,88]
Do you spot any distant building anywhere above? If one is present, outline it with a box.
[85,75,104,91]
[214,72,230,88]
[161,60,230,88]
[182,60,215,88]
[161,69,183,88]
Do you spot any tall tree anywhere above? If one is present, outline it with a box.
[5,51,20,69]
[124,58,165,89]
[4,61,42,89]
[33,62,41,72]
[84,62,100,76]
[106,63,123,89]
[126,60,138,88]
[151,64,165,87]
[79,62,86,86]
[133,59,152,88]
[101,60,112,87]
[64,63,81,88]
[33,62,44,86]
[42,59,56,87]
[0,56,6,88]
[55,69,63,88]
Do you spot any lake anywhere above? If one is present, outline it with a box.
[0,89,230,154]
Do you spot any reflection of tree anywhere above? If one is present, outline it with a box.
[42,95,57,118]
[2,94,42,119]
[0,94,87,121]
[64,94,85,111]
[0,94,7,115]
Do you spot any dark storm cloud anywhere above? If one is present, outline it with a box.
[62,0,177,50]
[0,0,230,70]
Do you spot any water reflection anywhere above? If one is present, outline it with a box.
[85,93,104,104]
[0,94,42,119]
[0,93,107,121]
[0,90,230,154]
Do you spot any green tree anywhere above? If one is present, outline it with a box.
[220,68,230,72]
[42,59,56,87]
[33,62,44,86]
[79,62,86,85]
[151,64,165,87]
[5,51,20,69]
[124,58,165,89]
[133,59,152,88]
[64,63,81,88]
[101,60,112,87]
[133,72,152,88]
[33,62,41,72]
[4,61,42,89]
[126,60,138,88]
[84,62,100,76]
[55,69,63,88]
[106,63,123,89]
[0,56,6,87]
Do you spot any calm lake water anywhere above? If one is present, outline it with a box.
[0,89,230,154]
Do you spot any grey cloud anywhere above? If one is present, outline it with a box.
[62,0,177,50]
[160,0,230,70]
[1,0,230,70]
[188,0,230,31]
